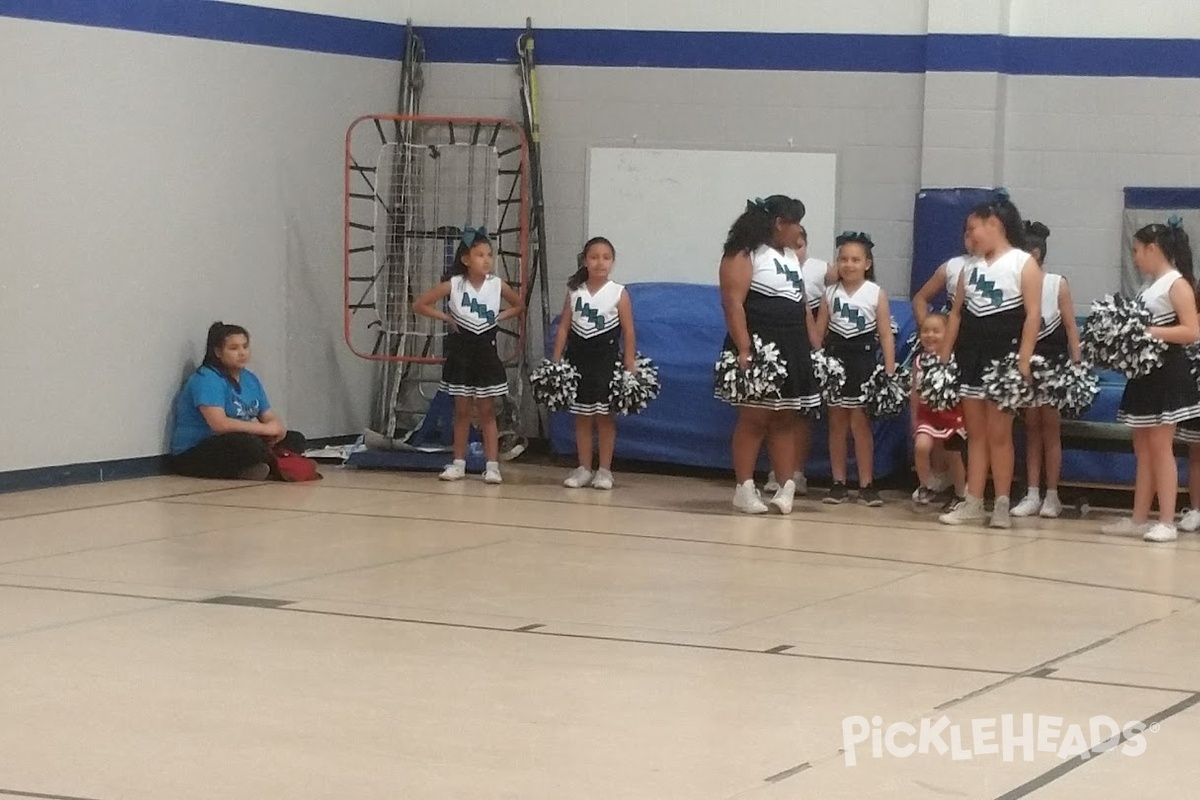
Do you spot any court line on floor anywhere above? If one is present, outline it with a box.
[0,576,1193,698]
[0,789,107,800]
[993,691,1200,799]
[933,613,1181,713]
[160,498,1200,602]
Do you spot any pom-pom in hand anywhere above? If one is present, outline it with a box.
[714,335,790,403]
[609,353,661,416]
[1081,295,1166,379]
[529,359,580,411]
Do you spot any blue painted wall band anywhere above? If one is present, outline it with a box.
[2,1,1200,78]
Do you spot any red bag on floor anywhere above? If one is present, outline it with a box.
[271,446,321,482]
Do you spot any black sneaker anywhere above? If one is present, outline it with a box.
[941,494,966,514]
[824,482,849,504]
[859,485,883,507]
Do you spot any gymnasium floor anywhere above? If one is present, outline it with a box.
[0,465,1196,800]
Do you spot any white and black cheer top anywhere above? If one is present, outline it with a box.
[824,281,882,408]
[955,249,1032,396]
[448,274,502,334]
[944,255,975,302]
[439,274,508,398]
[801,257,829,311]
[825,281,880,340]
[569,280,624,338]
[565,280,625,415]
[1118,269,1200,427]
[749,245,805,304]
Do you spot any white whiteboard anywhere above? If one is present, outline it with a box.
[585,147,838,285]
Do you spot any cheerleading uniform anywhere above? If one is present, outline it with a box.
[802,257,829,314]
[824,280,882,409]
[913,355,964,441]
[564,280,625,416]
[716,245,819,411]
[439,274,509,398]
[945,255,975,305]
[1034,274,1069,359]
[955,248,1032,400]
[1118,269,1200,427]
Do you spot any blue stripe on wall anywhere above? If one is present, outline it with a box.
[2,1,1200,78]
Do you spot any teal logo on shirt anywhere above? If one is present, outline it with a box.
[575,297,606,331]
[774,258,803,293]
[461,292,496,324]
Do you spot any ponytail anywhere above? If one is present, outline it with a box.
[568,236,616,290]
[1135,216,1199,310]
[968,189,1026,250]
[1023,220,1051,264]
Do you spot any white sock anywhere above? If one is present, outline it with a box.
[453,459,466,468]
[486,461,499,470]
[1044,489,1058,503]
[1025,487,1041,502]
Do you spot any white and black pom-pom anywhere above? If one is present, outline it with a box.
[1186,343,1200,392]
[810,348,847,403]
[981,353,1043,413]
[713,334,790,403]
[529,358,580,411]
[608,353,661,416]
[1039,359,1099,419]
[866,364,910,419]
[1081,295,1166,379]
[916,353,961,412]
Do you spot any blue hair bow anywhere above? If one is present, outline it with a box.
[1167,214,1185,230]
[461,226,489,247]
[993,187,1011,203]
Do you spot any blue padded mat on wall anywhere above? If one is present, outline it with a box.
[545,283,917,479]
[910,187,997,299]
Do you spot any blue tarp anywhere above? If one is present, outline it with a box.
[546,282,917,478]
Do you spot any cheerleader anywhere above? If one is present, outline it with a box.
[814,231,895,506]
[912,223,980,326]
[939,195,1042,529]
[414,227,525,484]
[1104,219,1200,542]
[1012,221,1081,519]
[716,195,819,514]
[910,313,966,506]
[550,237,636,490]
[764,223,836,496]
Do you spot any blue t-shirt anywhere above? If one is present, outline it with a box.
[169,366,272,454]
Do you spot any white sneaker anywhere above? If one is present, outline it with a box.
[592,468,614,490]
[483,462,502,484]
[990,496,1012,529]
[1179,508,1200,532]
[1039,493,1063,519]
[769,480,795,514]
[439,460,466,481]
[793,471,808,496]
[911,486,923,502]
[1010,493,1042,518]
[764,471,780,493]
[1100,518,1149,536]
[734,480,769,514]
[939,497,987,526]
[1144,523,1179,543]
[563,467,593,488]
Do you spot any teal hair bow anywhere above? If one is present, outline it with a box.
[1167,214,1185,230]
[461,226,489,247]
[836,230,874,247]
[994,187,1011,203]
[747,197,770,213]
